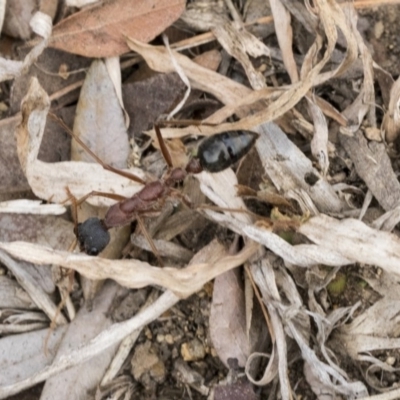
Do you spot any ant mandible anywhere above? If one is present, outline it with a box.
[72,124,259,256]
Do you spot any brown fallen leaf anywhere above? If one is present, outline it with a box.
[48,0,186,57]
[214,380,259,400]
[210,266,250,368]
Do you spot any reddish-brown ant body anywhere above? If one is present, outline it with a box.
[75,128,259,256]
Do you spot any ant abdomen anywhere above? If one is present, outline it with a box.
[196,130,259,173]
[76,217,110,255]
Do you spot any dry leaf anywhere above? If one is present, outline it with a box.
[0,116,29,194]
[210,267,249,368]
[0,276,35,309]
[299,214,400,276]
[192,49,222,71]
[131,0,355,138]
[49,0,186,57]
[16,78,145,207]
[0,290,180,398]
[40,282,120,400]
[382,75,400,142]
[0,241,259,298]
[66,0,99,7]
[72,59,129,166]
[307,97,329,176]
[0,326,67,386]
[3,0,38,39]
[0,11,52,82]
[214,380,259,400]
[339,130,400,212]
[270,0,298,83]
[212,22,270,90]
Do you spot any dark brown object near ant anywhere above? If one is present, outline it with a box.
[73,126,259,256]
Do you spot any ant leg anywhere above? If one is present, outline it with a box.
[160,119,218,127]
[154,125,173,168]
[169,187,251,218]
[49,113,147,185]
[169,188,193,209]
[65,187,79,234]
[136,214,164,268]
[64,187,127,208]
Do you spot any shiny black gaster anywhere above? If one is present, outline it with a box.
[197,130,259,173]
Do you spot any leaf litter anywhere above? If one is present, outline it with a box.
[2,0,400,399]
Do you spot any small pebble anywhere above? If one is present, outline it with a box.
[181,339,206,361]
[156,334,165,343]
[165,334,174,344]
[150,360,166,383]
[144,327,152,339]
[386,356,396,366]
[131,341,166,385]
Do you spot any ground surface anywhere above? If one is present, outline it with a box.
[2,2,400,400]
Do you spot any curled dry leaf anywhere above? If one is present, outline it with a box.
[131,0,355,139]
[299,214,400,276]
[0,241,259,298]
[49,0,186,57]
[212,22,270,90]
[247,260,298,396]
[336,296,400,360]
[16,78,145,207]
[126,38,251,114]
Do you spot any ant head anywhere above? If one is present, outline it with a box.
[76,217,110,256]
